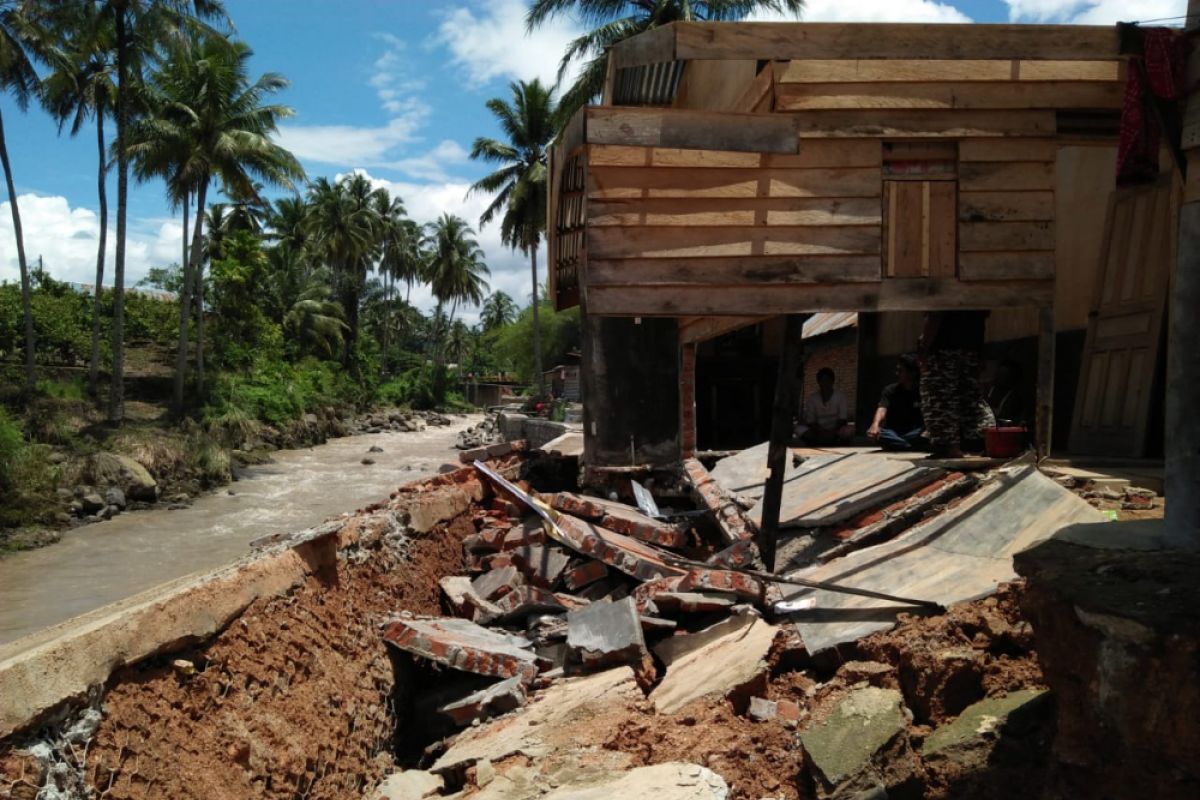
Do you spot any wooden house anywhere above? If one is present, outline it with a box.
[546,21,1175,467]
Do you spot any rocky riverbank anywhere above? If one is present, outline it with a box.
[1,407,461,554]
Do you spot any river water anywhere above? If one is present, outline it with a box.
[0,415,481,648]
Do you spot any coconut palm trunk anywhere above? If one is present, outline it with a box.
[172,178,207,416]
[530,245,544,397]
[194,249,205,396]
[107,7,129,425]
[0,105,35,392]
[89,110,108,394]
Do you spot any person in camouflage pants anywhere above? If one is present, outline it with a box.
[920,311,995,457]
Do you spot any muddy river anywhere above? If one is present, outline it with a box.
[0,414,481,647]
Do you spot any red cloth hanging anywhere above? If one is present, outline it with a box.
[1117,27,1187,186]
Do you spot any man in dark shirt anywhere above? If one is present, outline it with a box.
[868,355,926,451]
[920,311,996,457]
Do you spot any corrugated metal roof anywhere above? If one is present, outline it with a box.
[803,312,858,339]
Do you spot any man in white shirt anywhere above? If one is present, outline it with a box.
[798,367,853,445]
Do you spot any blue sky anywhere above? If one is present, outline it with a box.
[0,0,1181,316]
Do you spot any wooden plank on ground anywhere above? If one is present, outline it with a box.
[585,106,798,154]
[589,254,882,286]
[959,251,1056,280]
[960,191,1054,222]
[670,23,1120,63]
[960,221,1055,251]
[589,197,882,227]
[792,110,1056,138]
[959,161,1055,191]
[775,81,1120,111]
[586,279,1055,316]
[588,225,881,260]
[587,140,880,168]
[588,166,881,199]
[775,59,1123,84]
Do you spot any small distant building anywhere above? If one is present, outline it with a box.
[544,352,582,401]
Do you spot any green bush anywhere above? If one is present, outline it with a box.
[0,408,60,529]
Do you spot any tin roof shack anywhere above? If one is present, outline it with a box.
[547,21,1127,468]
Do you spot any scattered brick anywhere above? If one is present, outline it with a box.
[472,565,524,602]
[708,539,761,569]
[681,458,757,544]
[438,676,528,726]
[677,567,766,601]
[440,576,503,624]
[382,616,541,682]
[500,518,548,550]
[652,592,736,614]
[549,492,689,548]
[776,698,803,723]
[563,560,609,591]
[493,585,570,620]
[555,514,687,583]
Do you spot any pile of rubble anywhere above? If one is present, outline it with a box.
[455,414,503,451]
[352,409,454,435]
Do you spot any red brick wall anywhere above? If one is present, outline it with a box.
[802,329,859,425]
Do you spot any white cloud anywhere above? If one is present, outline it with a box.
[1005,0,1180,24]
[344,169,543,325]
[0,194,181,288]
[750,0,971,23]
[435,0,586,89]
[376,139,471,183]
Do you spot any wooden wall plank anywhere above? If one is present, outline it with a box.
[959,161,1054,191]
[588,225,881,259]
[928,182,957,277]
[610,23,676,69]
[960,190,1054,222]
[775,58,1123,84]
[589,197,882,227]
[670,23,1120,63]
[959,139,1057,161]
[586,279,1055,316]
[589,254,881,285]
[730,63,775,112]
[587,140,880,168]
[774,81,1120,111]
[959,251,1056,280]
[792,110,1056,138]
[960,221,1055,251]
[585,107,798,154]
[674,58,759,111]
[588,166,881,199]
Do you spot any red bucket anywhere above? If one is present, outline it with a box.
[983,426,1028,458]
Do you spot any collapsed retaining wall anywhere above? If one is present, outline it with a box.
[0,464,496,800]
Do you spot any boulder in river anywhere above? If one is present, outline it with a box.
[86,453,158,503]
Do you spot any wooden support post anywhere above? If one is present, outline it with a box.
[1168,0,1200,549]
[1036,305,1055,460]
[758,313,806,572]
[680,341,697,458]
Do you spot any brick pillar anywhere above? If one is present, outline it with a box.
[680,342,697,458]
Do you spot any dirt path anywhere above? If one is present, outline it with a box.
[0,415,481,648]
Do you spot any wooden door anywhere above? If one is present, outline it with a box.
[883,180,957,278]
[1068,177,1178,456]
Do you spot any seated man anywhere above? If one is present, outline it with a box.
[800,368,853,445]
[867,355,927,451]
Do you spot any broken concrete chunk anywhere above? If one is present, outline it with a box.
[540,763,730,800]
[563,560,609,591]
[650,614,778,714]
[472,565,525,602]
[837,660,898,688]
[493,586,572,620]
[639,615,677,634]
[439,576,503,624]
[501,518,547,550]
[567,597,648,669]
[652,606,761,665]
[371,770,444,800]
[383,616,541,682]
[508,543,572,588]
[749,696,778,722]
[921,689,1049,761]
[439,676,529,727]
[800,687,908,792]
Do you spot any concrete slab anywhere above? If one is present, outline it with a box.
[439,676,529,727]
[779,465,1104,655]
[567,597,647,668]
[922,689,1049,759]
[550,493,688,548]
[709,441,807,499]
[538,431,584,457]
[649,615,779,714]
[800,687,907,790]
[541,763,730,800]
[508,544,573,588]
[433,667,642,772]
[472,566,525,602]
[555,515,686,582]
[371,770,444,800]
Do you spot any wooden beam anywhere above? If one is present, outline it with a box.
[586,279,1055,316]
[587,225,880,260]
[759,313,807,571]
[731,62,776,112]
[774,81,1121,111]
[1037,305,1056,460]
[585,106,797,154]
[678,315,766,344]
[671,22,1120,62]
[792,109,1057,138]
[610,23,677,69]
[776,58,1124,83]
[589,254,881,286]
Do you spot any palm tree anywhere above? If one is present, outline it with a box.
[42,0,116,395]
[1,0,46,391]
[527,0,804,118]
[102,0,226,424]
[424,213,490,328]
[304,174,383,365]
[372,190,407,357]
[129,34,302,416]
[480,291,517,331]
[469,79,556,396]
[284,277,348,360]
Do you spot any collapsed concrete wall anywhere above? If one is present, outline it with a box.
[0,466,493,800]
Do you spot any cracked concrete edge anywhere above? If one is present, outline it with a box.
[0,480,481,742]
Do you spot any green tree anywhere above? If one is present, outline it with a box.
[0,0,46,391]
[424,213,490,326]
[470,79,556,396]
[42,0,117,394]
[284,281,347,360]
[129,34,302,416]
[371,190,407,358]
[480,290,517,331]
[526,0,804,118]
